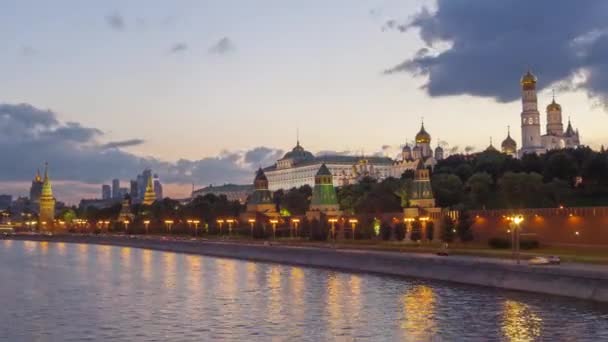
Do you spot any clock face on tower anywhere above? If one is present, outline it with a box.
[523,117,536,125]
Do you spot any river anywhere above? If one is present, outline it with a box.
[0,240,607,341]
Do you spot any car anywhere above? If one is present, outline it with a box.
[547,255,561,264]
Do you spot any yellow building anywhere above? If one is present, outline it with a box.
[142,174,157,205]
[39,163,56,231]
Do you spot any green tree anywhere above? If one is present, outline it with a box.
[431,174,464,208]
[456,211,474,242]
[440,215,455,243]
[543,151,578,183]
[466,172,494,209]
[498,172,544,208]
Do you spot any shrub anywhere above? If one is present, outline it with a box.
[488,237,510,249]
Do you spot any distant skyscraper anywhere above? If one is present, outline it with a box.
[119,188,129,199]
[102,184,111,200]
[130,180,139,200]
[142,173,156,205]
[0,194,12,210]
[29,169,43,203]
[153,174,163,200]
[112,179,120,199]
[138,169,152,201]
[39,163,56,230]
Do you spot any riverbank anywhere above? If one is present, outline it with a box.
[7,234,608,303]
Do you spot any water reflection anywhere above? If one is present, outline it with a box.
[501,300,542,342]
[0,241,606,341]
[401,285,437,340]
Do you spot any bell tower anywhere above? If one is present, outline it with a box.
[519,70,543,156]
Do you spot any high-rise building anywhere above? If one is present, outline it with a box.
[29,169,43,203]
[119,187,128,199]
[102,184,111,200]
[112,179,120,199]
[130,180,139,200]
[142,173,157,205]
[0,195,12,210]
[153,174,163,200]
[39,163,56,230]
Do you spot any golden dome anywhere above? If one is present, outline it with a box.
[520,70,537,90]
[501,129,517,154]
[546,98,561,112]
[415,123,431,144]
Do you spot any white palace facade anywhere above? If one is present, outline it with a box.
[264,123,444,191]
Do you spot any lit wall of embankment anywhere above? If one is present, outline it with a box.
[11,235,608,303]
[469,207,608,246]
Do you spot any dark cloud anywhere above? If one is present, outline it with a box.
[0,102,281,189]
[208,37,236,55]
[105,12,126,31]
[384,0,608,104]
[169,43,188,54]
[101,139,145,149]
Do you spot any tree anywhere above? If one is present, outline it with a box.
[498,172,544,208]
[380,221,391,241]
[431,174,464,208]
[280,186,310,215]
[466,172,494,209]
[440,215,455,243]
[410,220,422,242]
[394,222,406,241]
[457,211,474,243]
[425,221,435,241]
[543,151,578,183]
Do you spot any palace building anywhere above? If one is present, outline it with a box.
[38,163,56,230]
[263,122,443,191]
[516,71,581,157]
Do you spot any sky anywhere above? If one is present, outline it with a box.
[1,0,608,204]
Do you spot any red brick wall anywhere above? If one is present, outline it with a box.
[469,207,608,246]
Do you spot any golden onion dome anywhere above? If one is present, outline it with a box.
[415,123,431,144]
[546,98,561,112]
[520,70,537,90]
[501,132,517,154]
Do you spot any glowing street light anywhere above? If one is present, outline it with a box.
[164,220,174,233]
[348,218,358,240]
[248,218,256,238]
[226,219,235,236]
[290,218,300,238]
[123,220,130,232]
[509,215,524,265]
[143,220,151,234]
[192,220,200,236]
[269,219,279,239]
[328,218,338,242]
[216,219,225,235]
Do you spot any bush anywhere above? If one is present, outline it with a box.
[488,238,540,250]
[380,221,391,241]
[394,222,406,241]
[488,237,510,249]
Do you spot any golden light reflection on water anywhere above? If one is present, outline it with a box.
[120,247,131,266]
[267,265,283,324]
[401,285,437,340]
[2,239,13,248]
[185,255,203,292]
[39,241,49,255]
[77,244,88,254]
[347,275,362,320]
[246,262,258,289]
[141,249,153,281]
[501,300,542,342]
[326,274,342,333]
[23,240,36,254]
[163,252,177,290]
[56,242,67,256]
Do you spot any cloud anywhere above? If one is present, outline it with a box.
[169,43,188,54]
[208,37,236,55]
[106,12,126,31]
[101,139,145,149]
[0,102,283,195]
[21,46,37,56]
[384,0,608,105]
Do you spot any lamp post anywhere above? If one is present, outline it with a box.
[328,218,338,242]
[348,218,358,240]
[164,220,174,234]
[510,215,524,265]
[269,219,279,240]
[226,219,235,236]
[193,220,200,237]
[291,218,300,238]
[143,220,150,234]
[216,219,225,236]
[248,218,256,238]
[123,220,130,233]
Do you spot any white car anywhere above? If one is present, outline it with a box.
[528,256,561,265]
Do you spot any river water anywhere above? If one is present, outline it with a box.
[0,240,607,341]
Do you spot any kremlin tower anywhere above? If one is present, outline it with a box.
[142,174,157,205]
[38,163,56,230]
[519,71,544,156]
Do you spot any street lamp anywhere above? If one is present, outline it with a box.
[348,218,358,240]
[216,219,225,235]
[226,219,235,236]
[123,220,130,233]
[164,220,174,233]
[248,218,256,238]
[193,220,200,237]
[290,218,300,238]
[328,218,338,242]
[143,220,151,234]
[269,219,279,239]
[510,215,524,265]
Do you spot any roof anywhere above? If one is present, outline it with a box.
[194,184,253,193]
[264,154,394,171]
[254,168,268,182]
[316,163,331,176]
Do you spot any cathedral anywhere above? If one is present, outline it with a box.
[511,70,581,157]
[263,122,443,191]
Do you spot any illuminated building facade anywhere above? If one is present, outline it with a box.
[29,169,43,204]
[518,71,581,157]
[142,173,157,205]
[264,123,443,191]
[38,163,56,229]
[307,164,341,220]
